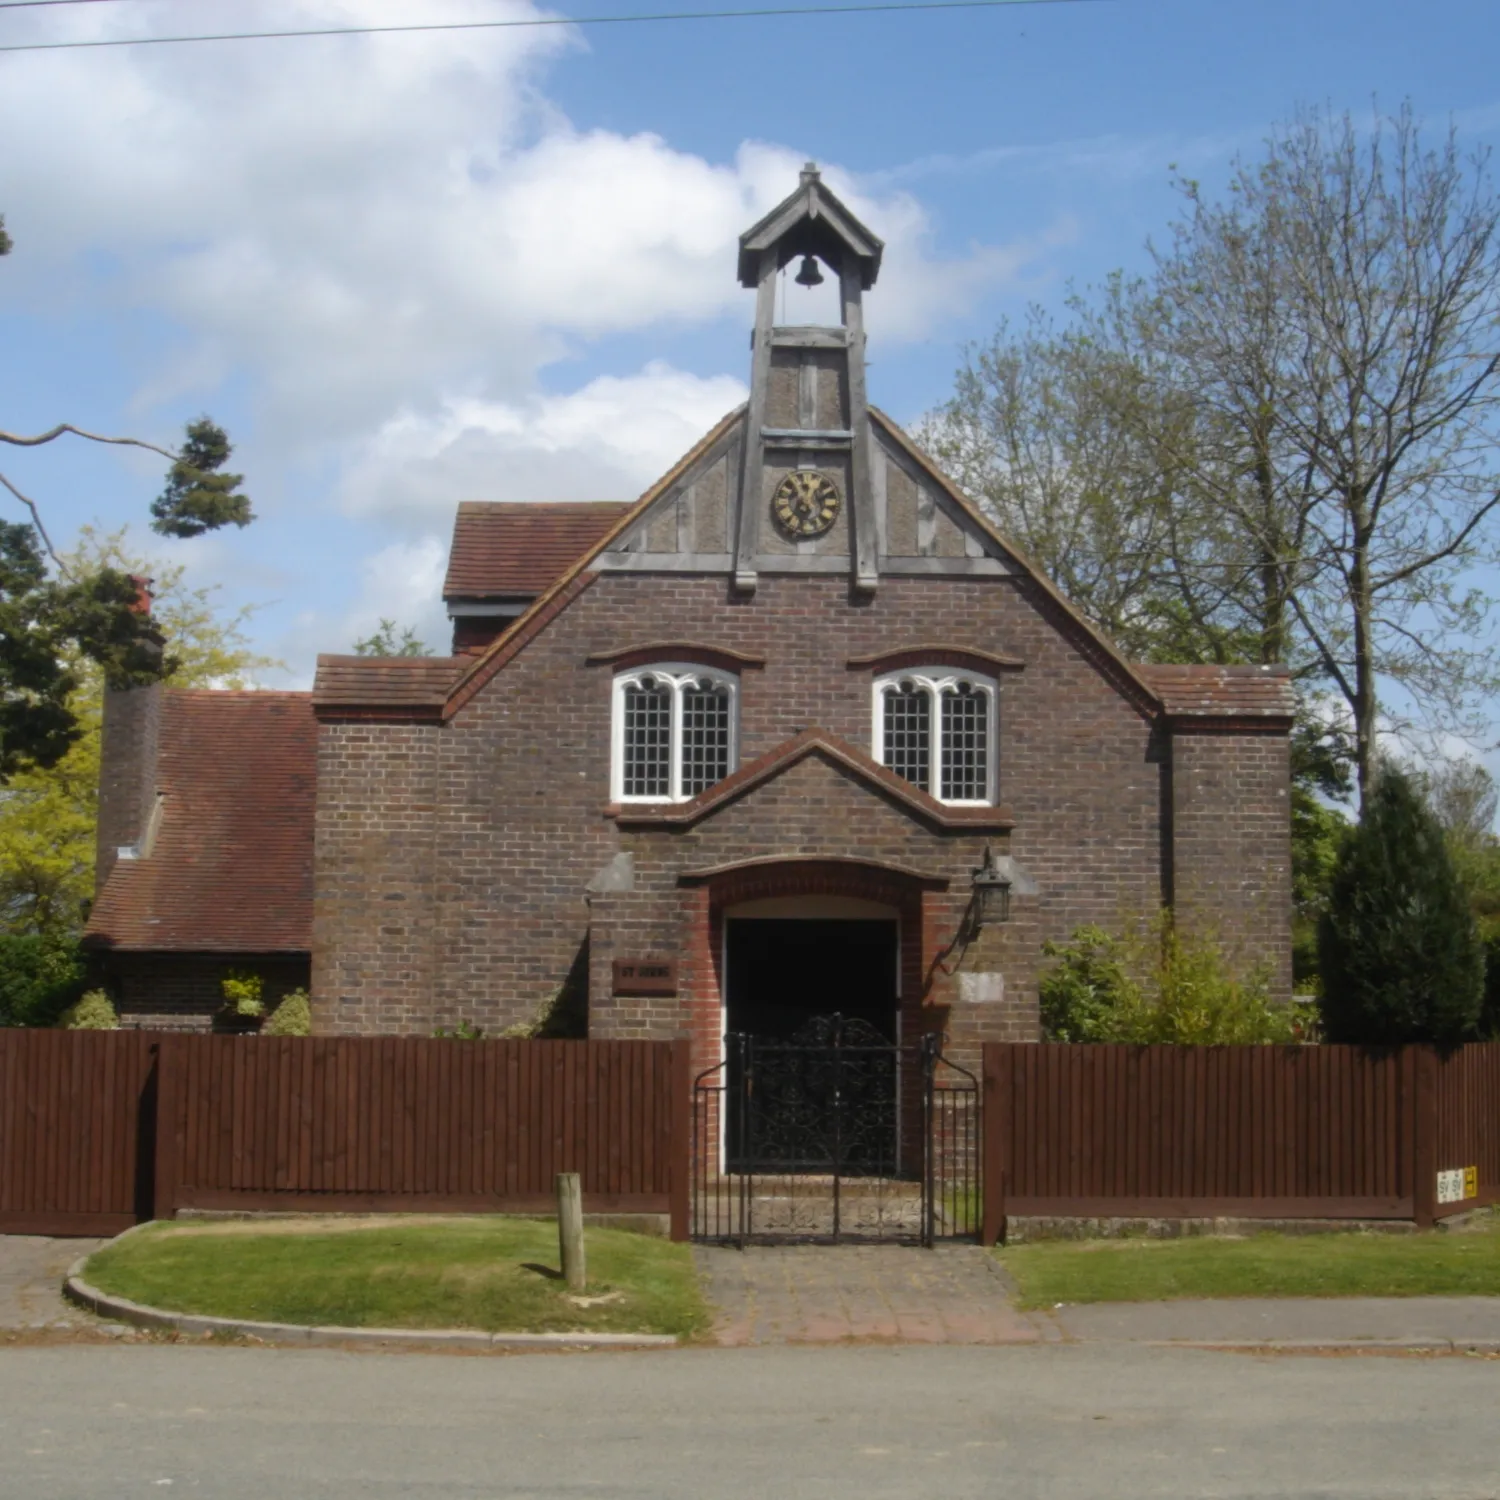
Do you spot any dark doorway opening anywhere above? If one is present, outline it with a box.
[722,918,902,1181]
[724,918,898,1041]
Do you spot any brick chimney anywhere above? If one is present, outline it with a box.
[94,574,166,896]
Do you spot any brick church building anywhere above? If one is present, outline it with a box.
[86,167,1294,1078]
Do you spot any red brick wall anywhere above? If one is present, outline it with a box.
[311,571,1288,1038]
[96,683,163,896]
[1168,726,1294,999]
[313,722,443,1033]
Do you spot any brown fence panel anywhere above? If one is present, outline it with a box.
[157,1035,683,1217]
[0,1030,159,1235]
[1434,1041,1500,1218]
[983,1043,1421,1232]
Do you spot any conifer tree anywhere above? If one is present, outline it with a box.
[1318,765,1484,1045]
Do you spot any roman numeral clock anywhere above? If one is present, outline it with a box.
[772,470,842,538]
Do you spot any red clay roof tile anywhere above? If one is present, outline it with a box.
[313,655,465,708]
[443,501,630,600]
[1135,663,1296,719]
[84,691,316,954]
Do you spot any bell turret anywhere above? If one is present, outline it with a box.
[732,164,885,596]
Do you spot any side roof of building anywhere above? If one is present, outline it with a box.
[85,690,316,954]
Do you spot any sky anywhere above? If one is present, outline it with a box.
[1,0,1497,778]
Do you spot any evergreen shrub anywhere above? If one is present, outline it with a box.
[59,988,119,1029]
[1040,912,1295,1044]
[262,988,311,1036]
[1318,765,1484,1045]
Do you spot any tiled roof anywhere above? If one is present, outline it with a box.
[1136,663,1297,719]
[443,502,630,601]
[85,691,316,954]
[313,656,466,710]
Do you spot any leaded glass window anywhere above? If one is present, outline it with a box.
[940,683,989,802]
[882,680,930,790]
[622,677,671,798]
[613,665,738,803]
[874,670,996,805]
[681,679,732,796]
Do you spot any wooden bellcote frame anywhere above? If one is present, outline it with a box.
[733,164,885,598]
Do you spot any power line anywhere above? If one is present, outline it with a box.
[0,0,1104,53]
[0,0,191,9]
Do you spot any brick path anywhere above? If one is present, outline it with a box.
[694,1244,1048,1345]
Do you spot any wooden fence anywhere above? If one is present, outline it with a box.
[981,1041,1500,1242]
[7,1031,1496,1244]
[1,1032,690,1239]
[0,1029,160,1236]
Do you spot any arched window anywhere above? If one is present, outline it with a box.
[613,665,738,802]
[873,670,997,805]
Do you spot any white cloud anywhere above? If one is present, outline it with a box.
[2,15,1027,439]
[341,535,452,652]
[342,362,747,522]
[1,0,1046,679]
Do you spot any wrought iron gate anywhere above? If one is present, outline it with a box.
[690,1016,981,1245]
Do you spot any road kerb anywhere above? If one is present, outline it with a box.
[63,1237,678,1353]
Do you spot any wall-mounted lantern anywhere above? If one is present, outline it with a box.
[970,845,1012,928]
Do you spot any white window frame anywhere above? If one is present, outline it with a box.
[871,668,998,806]
[611,663,739,803]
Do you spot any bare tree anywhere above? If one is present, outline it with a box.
[1421,757,1499,845]
[920,310,1240,662]
[930,105,1500,798]
[1148,106,1500,794]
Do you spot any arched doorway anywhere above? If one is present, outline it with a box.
[683,861,980,1245]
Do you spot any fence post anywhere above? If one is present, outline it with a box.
[668,1041,692,1243]
[1412,1045,1438,1230]
[980,1044,1007,1246]
[151,1034,181,1223]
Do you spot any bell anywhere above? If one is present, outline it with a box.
[793,254,824,288]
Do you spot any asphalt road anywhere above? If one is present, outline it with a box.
[3,1343,1497,1499]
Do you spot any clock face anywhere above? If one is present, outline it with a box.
[772,470,841,538]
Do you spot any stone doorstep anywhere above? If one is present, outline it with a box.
[63,1231,677,1353]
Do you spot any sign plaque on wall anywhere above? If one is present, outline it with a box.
[612,959,679,996]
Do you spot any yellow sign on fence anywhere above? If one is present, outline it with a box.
[1437,1167,1480,1205]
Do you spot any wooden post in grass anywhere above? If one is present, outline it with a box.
[557,1172,586,1290]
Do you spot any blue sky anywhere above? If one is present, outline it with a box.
[1,0,1496,775]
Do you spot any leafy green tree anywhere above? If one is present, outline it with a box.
[353,619,430,657]
[1,213,254,780]
[0,531,277,1025]
[1318,764,1484,1044]
[1420,757,1500,935]
[0,933,85,1028]
[1288,711,1355,992]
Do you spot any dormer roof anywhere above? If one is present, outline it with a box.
[444,501,630,602]
[737,164,884,289]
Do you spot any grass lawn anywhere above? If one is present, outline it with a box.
[996,1215,1500,1308]
[83,1216,709,1338]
